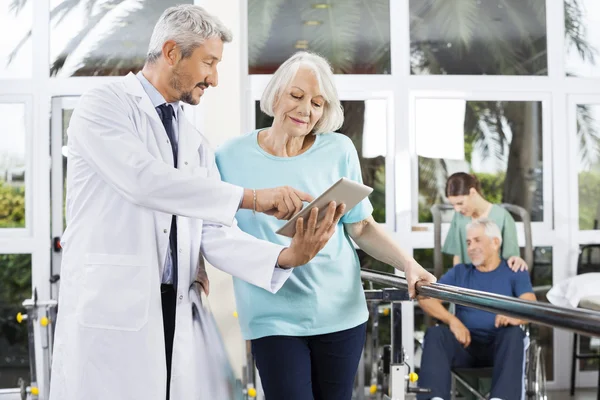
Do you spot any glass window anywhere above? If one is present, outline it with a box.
[565,0,600,77]
[576,104,600,230]
[0,254,32,388]
[574,245,600,372]
[0,1,32,78]
[49,0,192,77]
[530,246,554,381]
[248,0,391,74]
[410,0,547,75]
[417,100,544,223]
[255,99,386,223]
[0,104,27,228]
[61,108,72,226]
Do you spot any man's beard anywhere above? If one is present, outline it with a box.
[170,68,201,105]
[470,254,482,266]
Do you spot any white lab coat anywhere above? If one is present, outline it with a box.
[49,72,292,400]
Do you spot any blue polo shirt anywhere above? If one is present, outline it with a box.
[215,130,373,340]
[439,260,534,342]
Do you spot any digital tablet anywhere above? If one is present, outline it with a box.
[275,177,373,238]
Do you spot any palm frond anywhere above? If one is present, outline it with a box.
[428,0,479,54]
[8,0,83,68]
[564,0,597,64]
[304,0,363,74]
[9,0,27,14]
[577,104,600,169]
[359,0,391,73]
[418,156,447,207]
[56,0,145,76]
[53,0,86,27]
[50,9,112,76]
[247,0,285,68]
[530,0,547,25]
[6,30,31,66]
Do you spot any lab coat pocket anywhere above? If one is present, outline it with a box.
[78,253,151,331]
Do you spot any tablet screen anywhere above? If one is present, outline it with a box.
[275,178,373,238]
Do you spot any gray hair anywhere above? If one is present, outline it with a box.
[260,51,344,134]
[146,5,232,63]
[466,218,503,245]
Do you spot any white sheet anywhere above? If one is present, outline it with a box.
[546,273,600,308]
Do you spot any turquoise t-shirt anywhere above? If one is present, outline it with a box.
[215,130,373,340]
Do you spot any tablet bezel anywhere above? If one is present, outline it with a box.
[275,177,373,238]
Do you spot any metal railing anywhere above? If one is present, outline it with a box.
[361,269,600,337]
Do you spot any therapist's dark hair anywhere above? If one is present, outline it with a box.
[146,5,232,64]
[445,172,483,197]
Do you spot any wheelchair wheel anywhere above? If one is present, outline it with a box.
[525,340,547,400]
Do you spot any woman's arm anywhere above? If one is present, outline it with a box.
[346,216,436,298]
[345,216,411,270]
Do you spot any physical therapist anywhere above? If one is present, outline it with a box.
[48,5,344,400]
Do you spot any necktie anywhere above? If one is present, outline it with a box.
[158,104,178,287]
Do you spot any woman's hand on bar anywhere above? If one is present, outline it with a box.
[405,260,436,299]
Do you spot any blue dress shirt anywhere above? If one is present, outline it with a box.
[136,71,180,285]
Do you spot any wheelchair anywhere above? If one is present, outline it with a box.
[427,203,547,400]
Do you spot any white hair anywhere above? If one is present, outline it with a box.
[146,5,232,63]
[466,218,503,245]
[260,51,344,134]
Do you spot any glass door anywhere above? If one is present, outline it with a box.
[50,97,78,299]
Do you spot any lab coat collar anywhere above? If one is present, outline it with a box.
[123,72,204,160]
[123,72,162,125]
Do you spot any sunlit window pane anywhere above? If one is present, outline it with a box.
[410,0,547,75]
[0,104,26,229]
[417,100,544,223]
[565,0,600,77]
[576,104,600,230]
[248,0,391,74]
[49,0,191,77]
[0,2,32,79]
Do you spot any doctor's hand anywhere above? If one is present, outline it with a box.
[243,187,314,220]
[277,201,345,268]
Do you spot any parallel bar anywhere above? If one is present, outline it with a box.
[361,269,600,337]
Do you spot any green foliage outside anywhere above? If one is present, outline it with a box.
[0,182,25,228]
[578,171,600,230]
[0,180,31,383]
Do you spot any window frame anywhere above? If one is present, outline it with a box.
[407,91,554,248]
[0,96,33,238]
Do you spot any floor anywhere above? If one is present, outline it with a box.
[547,388,598,400]
[398,388,598,400]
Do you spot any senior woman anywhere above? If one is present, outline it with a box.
[216,52,435,400]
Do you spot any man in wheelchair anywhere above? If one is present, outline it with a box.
[417,218,537,400]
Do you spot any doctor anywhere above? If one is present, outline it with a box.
[49,5,344,400]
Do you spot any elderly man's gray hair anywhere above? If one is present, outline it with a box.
[146,5,232,63]
[466,218,503,245]
[260,51,344,134]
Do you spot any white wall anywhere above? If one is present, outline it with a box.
[197,0,246,380]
